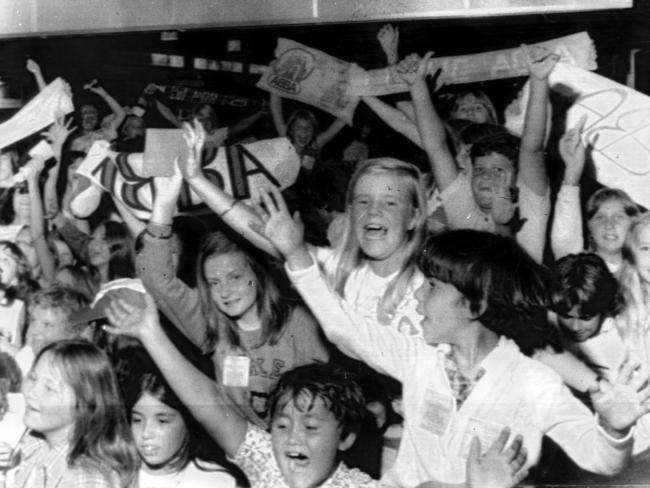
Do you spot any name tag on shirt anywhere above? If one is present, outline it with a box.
[223,355,250,387]
[420,389,453,436]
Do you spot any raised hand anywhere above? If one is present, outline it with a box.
[591,359,650,436]
[104,293,161,343]
[84,78,106,96]
[559,115,588,185]
[42,116,76,149]
[396,52,434,86]
[153,161,183,206]
[523,44,560,81]
[466,428,529,488]
[377,24,400,65]
[26,58,41,75]
[254,185,305,260]
[181,119,206,180]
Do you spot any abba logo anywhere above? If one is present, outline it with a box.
[268,48,315,95]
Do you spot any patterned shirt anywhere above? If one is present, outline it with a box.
[443,348,485,409]
[233,423,380,488]
[13,433,120,488]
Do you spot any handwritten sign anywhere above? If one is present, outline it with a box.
[257,38,359,124]
[550,63,650,209]
[0,78,74,151]
[73,137,300,220]
[347,32,597,97]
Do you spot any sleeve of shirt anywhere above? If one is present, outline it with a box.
[288,305,330,364]
[285,257,422,382]
[231,423,277,485]
[550,184,584,260]
[439,174,476,230]
[530,364,632,476]
[136,227,211,352]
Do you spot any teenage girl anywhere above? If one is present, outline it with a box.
[0,241,33,350]
[137,155,329,428]
[14,340,139,487]
[552,121,640,273]
[122,357,235,488]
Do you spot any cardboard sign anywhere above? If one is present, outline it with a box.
[347,32,597,96]
[74,137,300,219]
[549,63,650,209]
[257,38,359,124]
[0,78,74,151]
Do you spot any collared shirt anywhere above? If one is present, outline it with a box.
[443,349,485,409]
[13,432,119,488]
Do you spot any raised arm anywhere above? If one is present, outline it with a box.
[227,108,265,139]
[85,80,127,131]
[181,120,280,258]
[361,96,421,147]
[270,92,288,137]
[42,117,76,219]
[401,53,458,190]
[517,46,558,196]
[377,24,399,66]
[26,59,47,91]
[154,98,183,128]
[551,117,588,259]
[105,293,247,458]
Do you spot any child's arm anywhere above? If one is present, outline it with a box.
[517,46,558,197]
[377,24,399,66]
[154,98,183,128]
[551,118,588,259]
[25,157,57,286]
[85,80,127,132]
[42,117,76,218]
[227,108,266,140]
[180,120,280,258]
[26,58,47,91]
[270,92,288,137]
[361,96,422,146]
[111,196,145,238]
[105,293,247,458]
[401,53,458,191]
[315,117,347,149]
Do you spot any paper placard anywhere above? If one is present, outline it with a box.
[74,137,300,220]
[257,38,359,124]
[549,63,650,209]
[347,32,597,97]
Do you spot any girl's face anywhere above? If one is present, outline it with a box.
[203,251,258,321]
[289,118,315,151]
[631,224,650,286]
[452,94,491,124]
[415,277,469,345]
[351,172,417,268]
[22,352,76,445]
[131,392,188,474]
[53,239,74,267]
[88,224,111,267]
[557,306,602,342]
[588,199,632,257]
[0,246,18,286]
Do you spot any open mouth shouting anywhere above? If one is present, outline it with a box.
[363,223,388,239]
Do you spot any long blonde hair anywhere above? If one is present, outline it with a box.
[617,212,650,340]
[329,158,426,325]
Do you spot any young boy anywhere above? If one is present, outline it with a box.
[1,286,91,376]
[105,293,528,488]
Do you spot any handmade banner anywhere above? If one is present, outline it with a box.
[347,31,597,97]
[162,85,263,108]
[549,63,650,209]
[257,38,359,124]
[72,137,300,220]
[0,78,74,150]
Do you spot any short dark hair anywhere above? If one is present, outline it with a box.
[470,133,521,171]
[552,253,624,319]
[268,363,365,439]
[29,286,90,336]
[418,230,555,354]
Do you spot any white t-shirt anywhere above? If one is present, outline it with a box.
[138,460,235,488]
[0,299,25,347]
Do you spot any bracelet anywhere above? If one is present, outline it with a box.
[219,200,240,219]
[145,226,173,240]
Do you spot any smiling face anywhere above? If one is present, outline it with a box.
[22,352,76,445]
[351,172,417,274]
[558,306,602,342]
[289,118,315,151]
[588,198,632,258]
[452,94,491,124]
[271,391,354,488]
[471,152,516,212]
[415,277,469,345]
[131,392,188,474]
[26,305,71,355]
[203,251,258,322]
[80,105,99,132]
